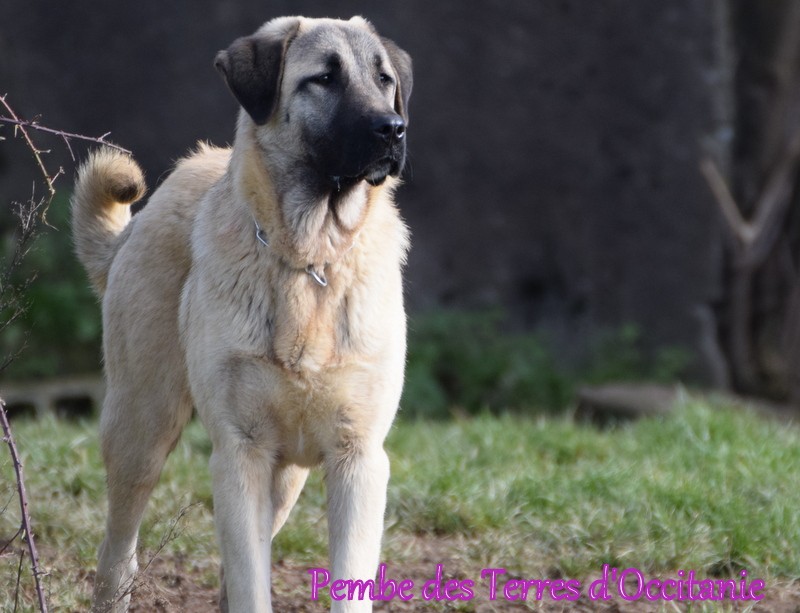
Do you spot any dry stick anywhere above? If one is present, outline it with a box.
[0,93,131,221]
[0,115,131,159]
[1,401,48,613]
[0,95,58,202]
[115,503,202,606]
[0,95,124,613]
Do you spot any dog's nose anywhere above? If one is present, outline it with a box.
[372,114,406,142]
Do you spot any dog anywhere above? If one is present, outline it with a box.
[71,16,412,613]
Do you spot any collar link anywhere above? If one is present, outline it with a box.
[254,218,328,287]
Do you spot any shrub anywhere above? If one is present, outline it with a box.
[401,311,689,419]
[402,310,571,418]
[0,194,102,380]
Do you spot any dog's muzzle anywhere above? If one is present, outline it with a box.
[315,110,408,189]
[361,113,406,186]
[371,114,406,144]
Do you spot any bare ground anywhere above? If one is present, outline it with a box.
[5,535,800,612]
[112,536,800,613]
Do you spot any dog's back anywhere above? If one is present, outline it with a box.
[71,143,231,298]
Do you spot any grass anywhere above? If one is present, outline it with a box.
[2,397,800,610]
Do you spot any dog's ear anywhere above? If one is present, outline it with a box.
[381,37,413,123]
[215,19,301,125]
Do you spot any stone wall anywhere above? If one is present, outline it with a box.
[0,0,732,382]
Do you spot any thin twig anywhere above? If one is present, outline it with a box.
[0,113,130,158]
[0,94,131,222]
[0,96,57,201]
[115,503,201,605]
[14,548,24,613]
[0,196,43,375]
[1,400,48,613]
[0,526,24,557]
[0,95,118,613]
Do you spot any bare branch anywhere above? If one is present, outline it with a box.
[0,111,131,157]
[700,157,755,247]
[0,526,23,556]
[0,94,131,222]
[14,548,24,613]
[0,95,120,613]
[115,503,201,606]
[701,121,800,270]
[0,96,57,202]
[1,400,49,613]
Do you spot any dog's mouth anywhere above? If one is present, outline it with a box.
[329,157,401,190]
[364,158,398,186]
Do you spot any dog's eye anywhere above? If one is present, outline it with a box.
[378,73,393,87]
[310,73,333,87]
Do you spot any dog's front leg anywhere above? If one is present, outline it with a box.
[325,445,390,613]
[210,440,275,613]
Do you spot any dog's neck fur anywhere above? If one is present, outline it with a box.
[231,118,375,271]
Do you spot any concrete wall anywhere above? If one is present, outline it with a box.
[0,0,731,382]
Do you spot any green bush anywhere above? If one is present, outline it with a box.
[402,310,571,418]
[583,323,691,385]
[401,311,690,419]
[0,194,102,380]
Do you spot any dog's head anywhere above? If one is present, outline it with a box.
[215,16,413,190]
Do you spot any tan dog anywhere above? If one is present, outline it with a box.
[71,16,412,613]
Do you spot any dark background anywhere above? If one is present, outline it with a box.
[2,0,799,403]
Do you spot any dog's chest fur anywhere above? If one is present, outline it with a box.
[178,150,408,466]
[217,243,358,376]
[183,171,407,381]
[203,216,362,372]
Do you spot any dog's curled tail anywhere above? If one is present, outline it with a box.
[71,148,145,295]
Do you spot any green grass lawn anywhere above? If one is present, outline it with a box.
[2,396,800,610]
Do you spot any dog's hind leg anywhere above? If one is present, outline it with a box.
[91,384,193,613]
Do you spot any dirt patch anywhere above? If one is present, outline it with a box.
[7,537,800,611]
[117,536,800,612]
